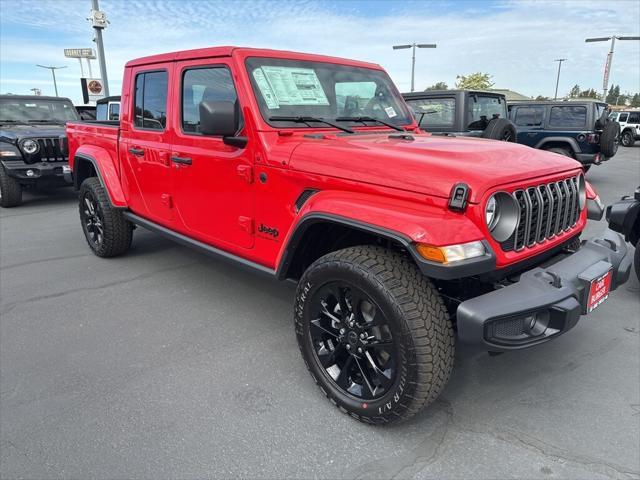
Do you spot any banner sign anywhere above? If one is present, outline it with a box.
[64,48,96,59]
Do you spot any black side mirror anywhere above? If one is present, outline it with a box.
[199,100,247,148]
[199,100,237,137]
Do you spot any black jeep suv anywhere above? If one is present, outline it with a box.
[403,89,517,142]
[508,100,619,171]
[0,95,77,207]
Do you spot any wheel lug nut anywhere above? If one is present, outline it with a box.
[346,344,351,350]
[360,333,366,339]
[357,347,363,353]
[349,321,354,327]
[339,328,345,334]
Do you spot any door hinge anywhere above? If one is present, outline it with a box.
[161,193,173,209]
[236,164,253,184]
[238,216,254,234]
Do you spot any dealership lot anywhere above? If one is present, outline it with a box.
[1,148,639,478]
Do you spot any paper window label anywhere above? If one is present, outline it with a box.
[384,106,397,118]
[254,66,329,107]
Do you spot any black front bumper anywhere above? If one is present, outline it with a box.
[456,229,631,351]
[2,159,72,184]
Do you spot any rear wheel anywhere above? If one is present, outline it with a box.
[79,177,133,257]
[621,130,635,148]
[294,246,455,424]
[600,121,620,157]
[0,166,23,208]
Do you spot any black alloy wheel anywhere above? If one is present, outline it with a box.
[308,281,396,400]
[81,191,104,248]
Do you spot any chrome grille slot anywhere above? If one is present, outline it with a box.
[501,175,581,252]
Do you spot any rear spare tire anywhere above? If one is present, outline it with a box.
[294,245,455,424]
[600,121,620,157]
[482,118,517,142]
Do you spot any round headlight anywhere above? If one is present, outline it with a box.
[485,196,497,230]
[21,139,39,155]
[577,173,586,210]
[486,192,519,242]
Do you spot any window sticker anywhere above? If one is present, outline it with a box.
[252,68,280,109]
[257,66,329,106]
[384,106,397,118]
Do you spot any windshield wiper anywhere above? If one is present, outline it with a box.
[335,116,403,132]
[268,116,354,134]
[0,120,29,125]
[27,120,66,125]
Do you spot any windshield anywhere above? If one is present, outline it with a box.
[245,57,413,129]
[0,98,79,123]
[467,95,506,130]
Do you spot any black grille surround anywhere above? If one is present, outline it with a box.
[501,175,581,252]
[21,137,67,163]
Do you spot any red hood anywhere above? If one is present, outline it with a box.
[288,132,581,203]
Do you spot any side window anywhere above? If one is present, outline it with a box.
[618,113,628,122]
[109,103,120,121]
[182,67,238,134]
[133,71,168,130]
[335,81,377,116]
[628,112,640,123]
[514,107,544,126]
[549,106,587,128]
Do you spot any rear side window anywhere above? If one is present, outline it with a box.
[514,106,544,126]
[405,98,455,127]
[109,103,120,121]
[628,112,640,123]
[134,71,168,130]
[618,113,629,122]
[182,67,237,134]
[549,106,586,128]
[467,95,506,129]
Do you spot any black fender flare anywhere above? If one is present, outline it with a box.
[535,137,581,153]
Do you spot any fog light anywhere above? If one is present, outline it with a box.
[26,169,35,177]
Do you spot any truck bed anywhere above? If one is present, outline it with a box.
[66,121,120,173]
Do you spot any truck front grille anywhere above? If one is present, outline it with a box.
[501,176,581,252]
[35,138,67,162]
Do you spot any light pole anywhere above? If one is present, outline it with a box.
[89,0,110,96]
[553,58,566,100]
[392,42,437,92]
[36,65,67,96]
[585,35,640,100]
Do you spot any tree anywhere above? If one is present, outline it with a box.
[568,84,581,98]
[606,85,621,104]
[535,95,550,101]
[631,93,640,107]
[425,81,448,91]
[579,88,600,99]
[455,72,494,90]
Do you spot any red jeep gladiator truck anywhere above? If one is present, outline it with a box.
[66,47,631,424]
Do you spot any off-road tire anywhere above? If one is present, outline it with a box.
[634,244,639,282]
[482,117,517,142]
[621,130,635,148]
[79,177,133,257]
[0,166,23,208]
[600,121,620,157]
[294,245,455,424]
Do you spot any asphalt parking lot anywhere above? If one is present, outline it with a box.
[1,147,639,479]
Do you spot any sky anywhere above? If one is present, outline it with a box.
[1,0,639,104]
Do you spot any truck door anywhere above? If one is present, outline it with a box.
[512,105,545,146]
[170,61,254,249]
[120,64,174,224]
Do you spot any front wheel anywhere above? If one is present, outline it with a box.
[79,177,133,257]
[621,131,635,148]
[0,166,23,208]
[294,246,455,424]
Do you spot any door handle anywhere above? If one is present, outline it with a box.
[171,156,192,165]
[128,147,144,156]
